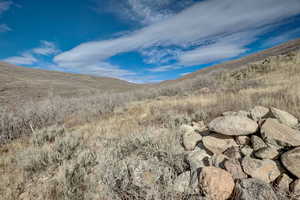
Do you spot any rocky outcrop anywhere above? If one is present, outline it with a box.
[177,106,300,199]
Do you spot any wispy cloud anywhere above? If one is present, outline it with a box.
[3,53,37,65]
[0,1,13,32]
[55,0,300,73]
[32,40,60,55]
[3,41,60,65]
[0,23,10,32]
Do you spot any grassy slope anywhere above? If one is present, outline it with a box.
[0,62,139,105]
[1,40,300,199]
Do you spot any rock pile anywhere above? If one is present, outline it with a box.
[178,106,300,199]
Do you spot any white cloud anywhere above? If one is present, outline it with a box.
[32,41,60,55]
[141,47,182,64]
[3,41,60,65]
[3,53,37,65]
[0,1,12,14]
[55,0,300,70]
[148,64,181,72]
[0,23,10,32]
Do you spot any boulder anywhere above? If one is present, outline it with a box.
[241,145,253,157]
[234,178,278,200]
[241,157,281,183]
[180,124,194,134]
[182,130,202,151]
[275,173,293,192]
[236,136,250,146]
[281,147,300,178]
[254,147,279,160]
[208,116,258,136]
[202,133,238,154]
[198,167,234,200]
[250,106,270,121]
[192,121,207,132]
[270,107,298,127]
[251,135,267,151]
[291,179,300,195]
[260,118,300,147]
[224,159,247,180]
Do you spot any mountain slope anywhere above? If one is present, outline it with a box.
[0,62,139,104]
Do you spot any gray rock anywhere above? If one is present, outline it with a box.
[192,121,207,132]
[224,159,247,180]
[180,124,195,134]
[210,153,228,168]
[182,130,202,151]
[250,106,270,121]
[241,157,281,183]
[275,173,293,192]
[208,116,258,136]
[234,178,278,200]
[281,147,300,178]
[270,107,298,127]
[223,146,242,160]
[254,147,279,160]
[202,133,238,154]
[173,171,199,194]
[241,145,254,157]
[186,148,211,185]
[251,135,267,151]
[261,118,300,147]
[236,136,251,146]
[291,179,300,195]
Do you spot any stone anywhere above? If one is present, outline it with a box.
[202,133,238,154]
[192,121,207,132]
[180,124,194,135]
[234,178,278,200]
[275,173,293,192]
[182,130,202,151]
[237,110,250,117]
[210,153,228,168]
[270,107,298,127]
[186,148,211,186]
[291,179,300,195]
[250,106,270,121]
[208,116,258,136]
[241,157,281,183]
[222,111,237,116]
[224,159,247,180]
[241,145,253,156]
[198,167,234,200]
[236,136,250,146]
[251,135,267,151]
[261,118,300,147]
[223,146,242,160]
[173,171,199,194]
[281,147,300,178]
[254,147,279,160]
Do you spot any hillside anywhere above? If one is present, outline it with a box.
[0,62,138,105]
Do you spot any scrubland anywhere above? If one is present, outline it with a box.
[0,50,300,199]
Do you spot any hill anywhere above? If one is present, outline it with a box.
[0,62,138,105]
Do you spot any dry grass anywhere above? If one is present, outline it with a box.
[0,50,300,199]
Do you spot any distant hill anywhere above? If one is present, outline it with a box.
[162,38,300,85]
[0,62,139,105]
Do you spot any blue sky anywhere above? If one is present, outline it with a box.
[1,0,300,83]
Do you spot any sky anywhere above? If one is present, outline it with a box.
[1,0,300,83]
